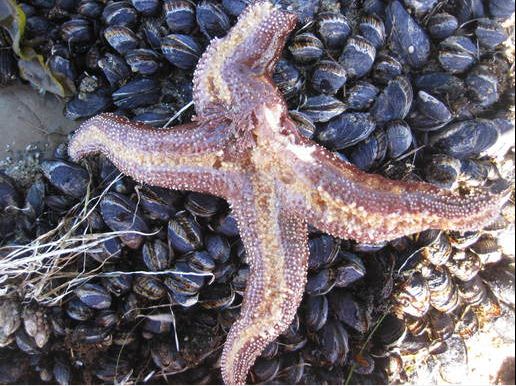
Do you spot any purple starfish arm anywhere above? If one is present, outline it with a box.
[221,178,308,385]
[68,113,241,198]
[280,129,508,243]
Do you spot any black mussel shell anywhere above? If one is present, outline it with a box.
[311,60,347,96]
[438,36,478,74]
[359,15,385,49]
[273,59,303,101]
[164,0,196,33]
[317,112,376,150]
[104,25,139,55]
[339,35,376,79]
[74,283,112,309]
[346,81,379,111]
[316,11,351,52]
[349,129,387,171]
[100,192,150,249]
[289,32,324,66]
[385,0,430,68]
[429,119,499,159]
[168,211,203,254]
[427,12,458,40]
[386,121,412,158]
[112,78,161,109]
[40,159,89,199]
[161,34,202,70]
[102,0,138,27]
[130,0,159,16]
[196,0,230,39]
[300,95,346,123]
[371,76,413,124]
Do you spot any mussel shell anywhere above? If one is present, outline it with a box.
[65,90,112,120]
[168,211,203,254]
[74,283,112,309]
[133,275,166,300]
[306,268,336,296]
[164,261,206,295]
[204,233,230,263]
[372,53,403,85]
[252,357,281,383]
[308,234,340,271]
[185,192,222,218]
[438,36,478,74]
[65,298,94,321]
[395,272,430,317]
[413,90,452,130]
[40,159,89,199]
[429,119,499,159]
[334,251,366,287]
[196,0,230,39]
[289,32,324,66]
[222,0,250,16]
[161,34,202,70]
[374,314,406,347]
[130,0,159,15]
[455,0,486,24]
[329,290,369,333]
[488,0,515,20]
[424,154,462,189]
[300,95,346,123]
[386,121,412,158]
[371,76,413,124]
[385,0,430,68]
[273,59,303,101]
[289,110,316,139]
[427,13,459,40]
[457,274,487,305]
[415,72,466,101]
[125,48,161,75]
[311,60,347,95]
[142,239,171,271]
[305,295,328,331]
[446,249,482,282]
[112,78,161,109]
[104,25,139,55]
[100,192,150,249]
[349,129,387,171]
[164,0,195,33]
[98,53,131,88]
[339,35,376,79]
[318,319,349,366]
[475,19,508,49]
[199,284,235,309]
[346,81,379,111]
[316,11,351,51]
[317,112,376,150]
[359,15,385,49]
[102,0,138,27]
[465,65,500,108]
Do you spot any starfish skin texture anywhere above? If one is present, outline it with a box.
[68,1,507,384]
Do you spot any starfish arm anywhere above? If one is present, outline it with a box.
[68,113,239,198]
[283,132,506,243]
[193,1,296,120]
[221,177,308,384]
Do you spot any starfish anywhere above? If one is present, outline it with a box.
[68,1,506,384]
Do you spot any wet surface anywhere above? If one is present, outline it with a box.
[0,83,76,159]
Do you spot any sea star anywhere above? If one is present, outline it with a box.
[68,1,506,384]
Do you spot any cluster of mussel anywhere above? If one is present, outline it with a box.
[0,147,514,384]
[7,0,515,182]
[0,0,515,384]
[0,151,418,384]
